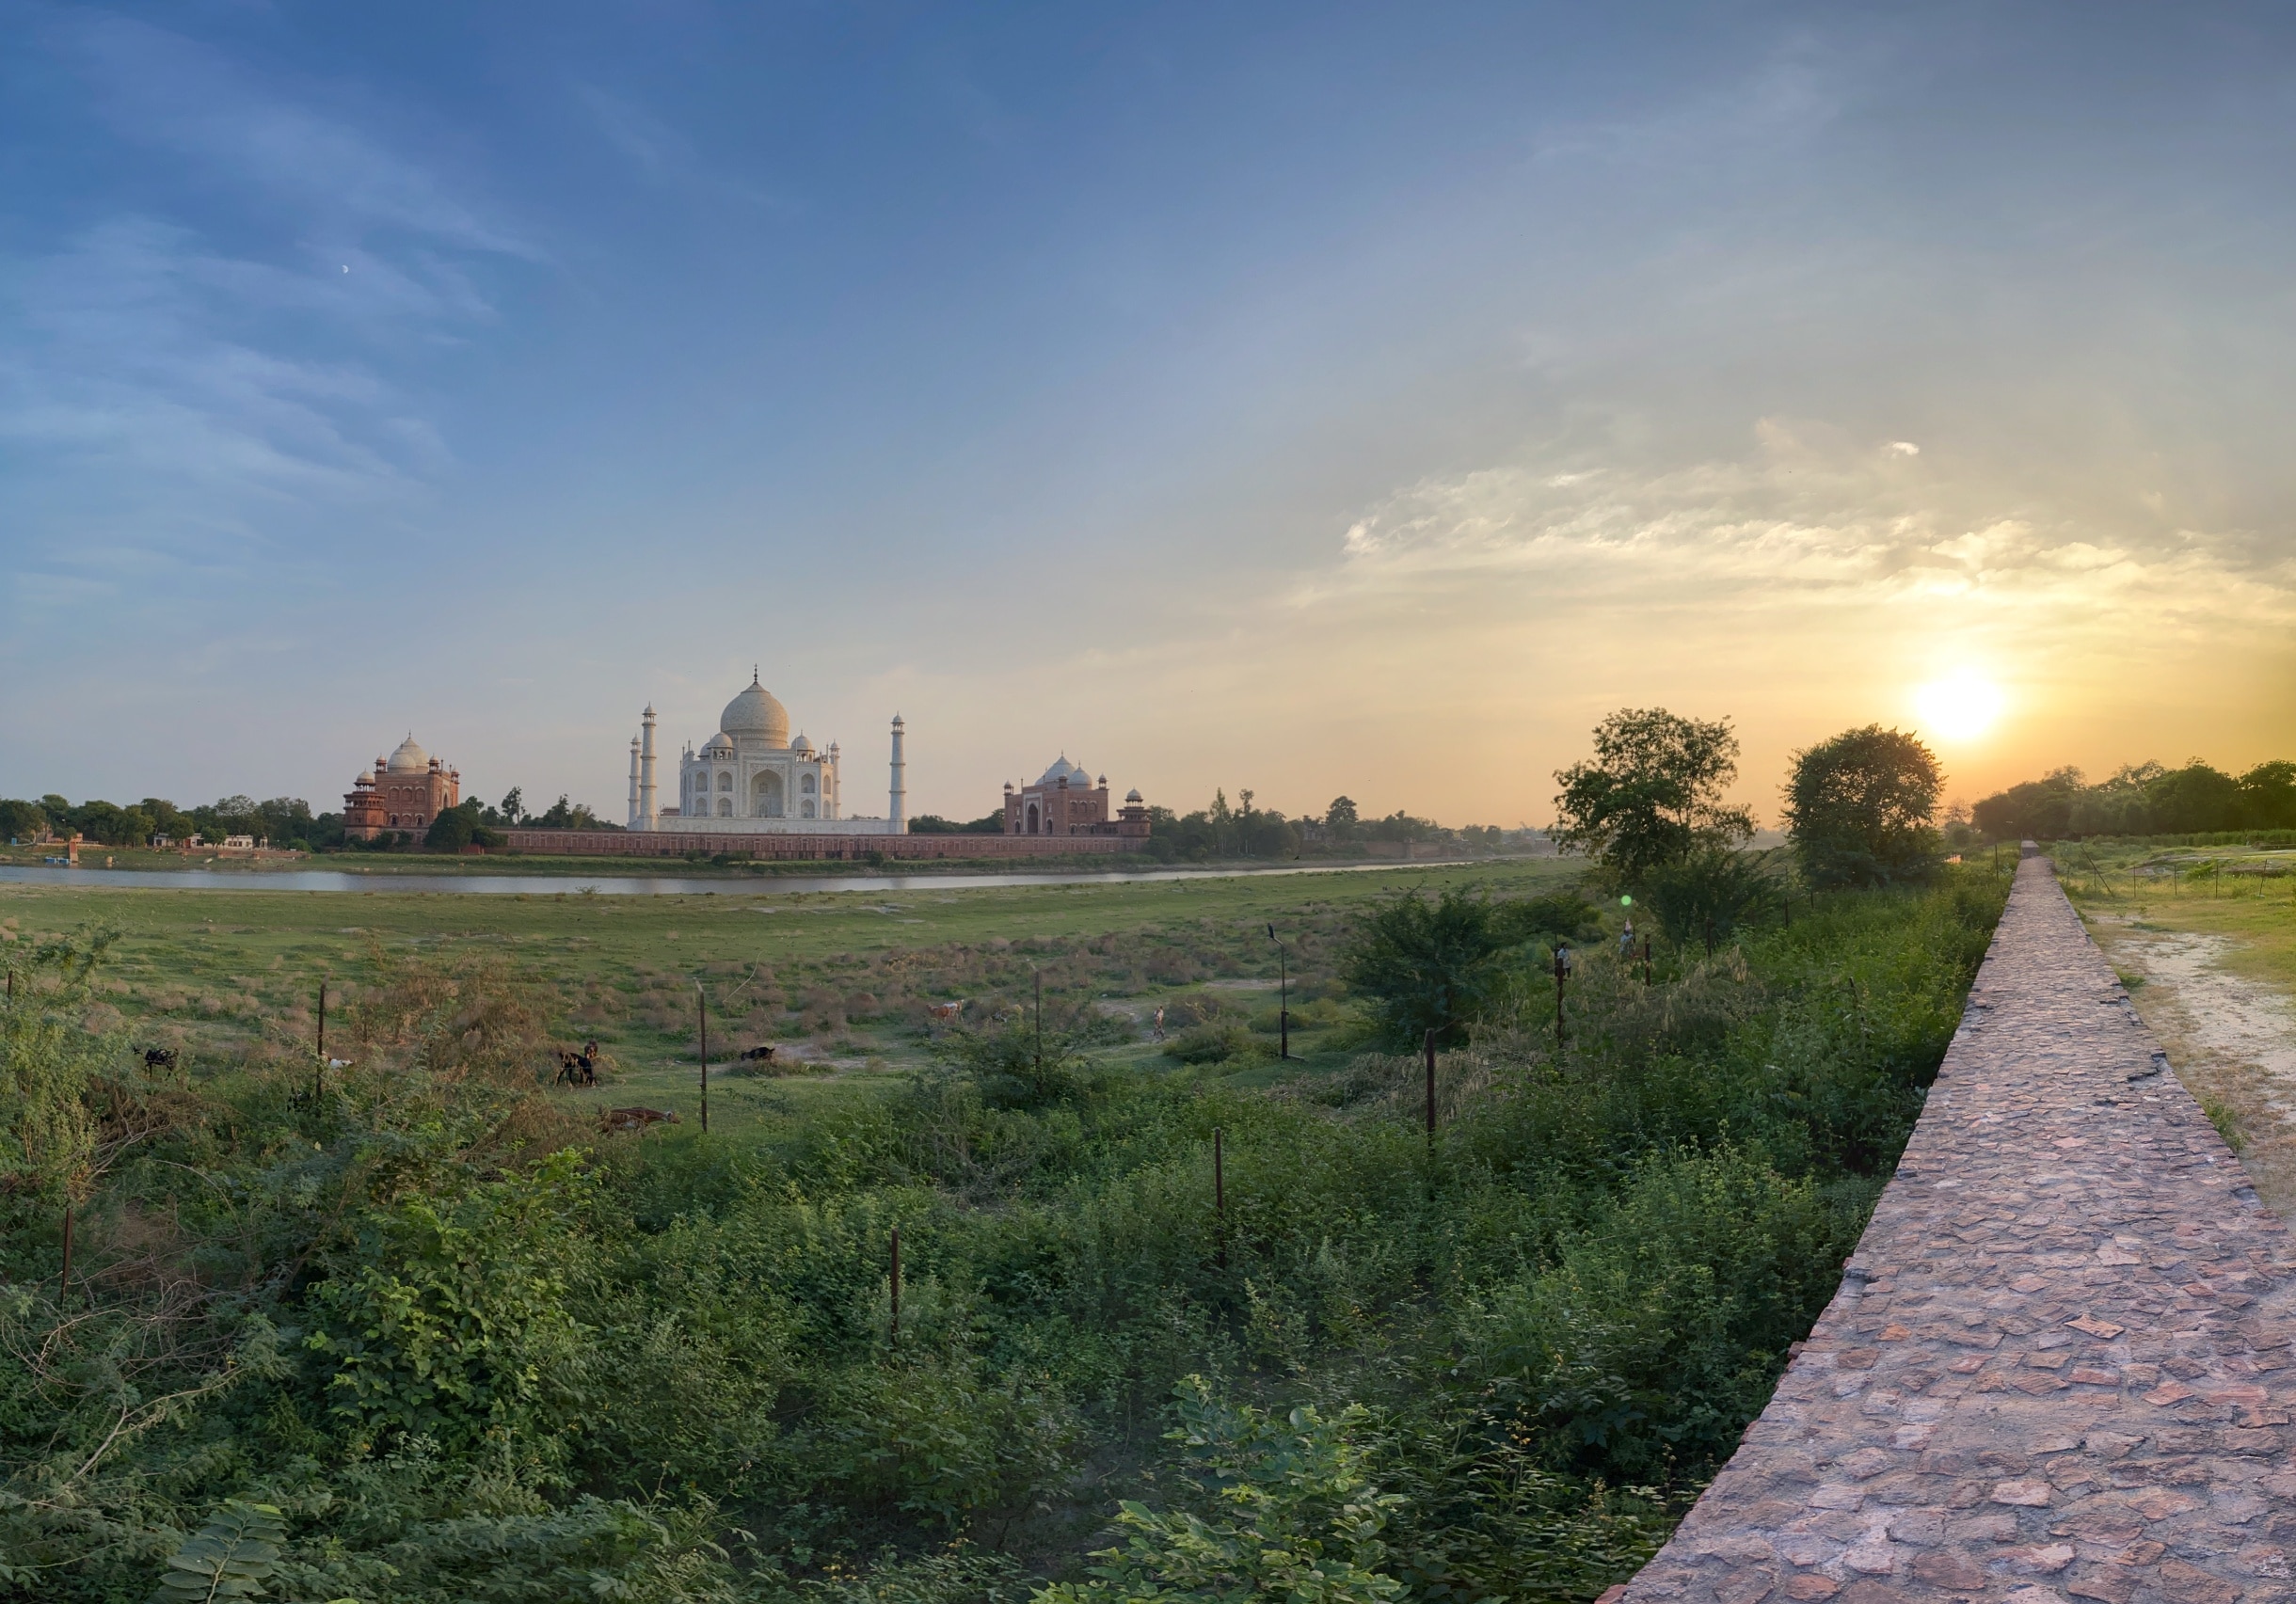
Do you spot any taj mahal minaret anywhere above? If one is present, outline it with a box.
[889,714,906,830]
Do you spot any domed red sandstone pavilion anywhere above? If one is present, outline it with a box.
[343,735,460,841]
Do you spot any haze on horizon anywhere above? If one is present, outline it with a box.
[4,2,2292,830]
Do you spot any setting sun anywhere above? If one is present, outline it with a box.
[1912,670,2007,742]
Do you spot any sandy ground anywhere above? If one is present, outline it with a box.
[2088,911,2296,1214]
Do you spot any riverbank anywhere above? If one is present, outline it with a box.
[0,842,1540,881]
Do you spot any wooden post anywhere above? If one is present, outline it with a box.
[59,1202,72,1307]
[315,981,327,1107]
[889,1225,901,1343]
[1268,924,1288,1060]
[1423,1028,1437,1138]
[1034,968,1043,1074]
[1642,935,1653,988]
[1213,1126,1226,1270]
[1555,947,1568,1053]
[698,987,710,1134]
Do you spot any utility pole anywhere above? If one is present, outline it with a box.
[697,985,710,1134]
[888,1225,901,1344]
[1034,968,1043,1075]
[1267,925,1288,1059]
[59,1202,73,1307]
[315,981,327,1107]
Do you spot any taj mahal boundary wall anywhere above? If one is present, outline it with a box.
[500,828,1145,861]
[1617,852,2296,1604]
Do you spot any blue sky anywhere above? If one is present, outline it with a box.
[6,2,2295,824]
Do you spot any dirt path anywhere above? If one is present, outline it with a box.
[2088,910,2296,1214]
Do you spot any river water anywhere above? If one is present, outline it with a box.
[0,859,1478,897]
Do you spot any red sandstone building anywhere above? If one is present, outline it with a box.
[1003,756,1150,838]
[343,736,460,841]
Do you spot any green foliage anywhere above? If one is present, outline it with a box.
[309,1151,592,1453]
[154,1501,289,1603]
[0,866,2007,1604]
[1037,1376,1403,1604]
[930,1006,1102,1107]
[1551,709,1755,884]
[1972,757,2296,840]
[1784,725,1943,888]
[908,813,1008,835]
[0,798,49,842]
[1459,1146,1863,1479]
[1641,847,1787,954]
[1337,888,1596,1048]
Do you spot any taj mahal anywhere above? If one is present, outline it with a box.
[624,672,905,836]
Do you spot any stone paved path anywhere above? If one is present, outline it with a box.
[1618,855,2296,1604]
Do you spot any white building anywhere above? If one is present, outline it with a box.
[627,672,906,836]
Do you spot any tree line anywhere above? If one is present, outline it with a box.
[1969,758,2296,841]
[1,787,620,855]
[1338,709,1952,1045]
[0,794,327,850]
[908,790,1515,859]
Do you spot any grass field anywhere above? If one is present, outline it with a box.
[0,857,1577,1134]
[2053,840,2296,1210]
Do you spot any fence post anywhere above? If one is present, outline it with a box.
[1214,1127,1226,1270]
[889,1225,901,1344]
[1424,1028,1437,1138]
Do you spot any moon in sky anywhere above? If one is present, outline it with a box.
[1913,671,2006,742]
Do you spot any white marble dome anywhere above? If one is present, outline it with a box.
[386,736,430,773]
[719,675,789,748]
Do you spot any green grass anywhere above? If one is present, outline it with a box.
[2051,839,2296,993]
[0,858,1577,1132]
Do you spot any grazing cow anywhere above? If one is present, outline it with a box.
[598,1105,679,1133]
[738,1044,776,1063]
[928,1001,964,1023]
[143,1047,178,1071]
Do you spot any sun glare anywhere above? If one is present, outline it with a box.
[1913,671,2006,742]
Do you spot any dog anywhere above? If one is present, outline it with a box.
[738,1044,777,1063]
[598,1105,678,1133]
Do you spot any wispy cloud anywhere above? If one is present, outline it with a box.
[63,12,538,261]
[0,11,536,607]
[571,82,789,211]
[1322,421,2296,632]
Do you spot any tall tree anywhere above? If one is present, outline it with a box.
[1550,708,1753,884]
[1783,725,1944,888]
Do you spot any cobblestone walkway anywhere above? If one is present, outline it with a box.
[1618,855,2296,1604]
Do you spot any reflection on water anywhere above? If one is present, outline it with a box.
[0,859,1480,897]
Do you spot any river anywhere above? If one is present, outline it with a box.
[0,859,1484,897]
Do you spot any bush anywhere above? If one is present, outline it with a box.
[1641,847,1787,954]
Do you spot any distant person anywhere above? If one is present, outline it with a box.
[1153,1006,1166,1042]
[1618,918,1635,958]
